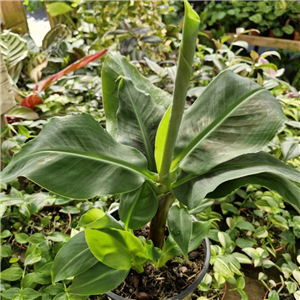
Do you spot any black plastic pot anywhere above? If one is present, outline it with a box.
[106,208,211,300]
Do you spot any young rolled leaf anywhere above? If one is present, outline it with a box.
[171,70,287,175]
[52,232,98,283]
[102,53,171,138]
[117,77,165,171]
[67,262,129,295]
[119,182,158,230]
[173,152,300,210]
[167,206,193,260]
[1,114,154,199]
[157,0,200,181]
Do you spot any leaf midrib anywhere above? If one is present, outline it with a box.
[171,88,264,170]
[14,148,154,180]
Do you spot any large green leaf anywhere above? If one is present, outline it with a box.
[208,173,300,213]
[117,78,165,171]
[119,182,158,230]
[102,53,171,138]
[0,31,28,69]
[167,206,192,260]
[52,232,98,283]
[1,114,155,199]
[171,70,286,175]
[67,262,129,295]
[173,152,300,210]
[85,228,148,270]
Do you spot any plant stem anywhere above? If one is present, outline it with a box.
[148,193,175,248]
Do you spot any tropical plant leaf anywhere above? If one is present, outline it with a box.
[84,228,148,270]
[38,49,108,91]
[167,206,192,260]
[173,152,300,209]
[171,70,286,175]
[119,182,158,230]
[20,94,43,110]
[0,31,28,69]
[5,106,39,120]
[208,173,300,213]
[102,53,171,138]
[1,114,154,199]
[52,232,98,283]
[117,77,165,171]
[42,24,72,51]
[67,262,129,295]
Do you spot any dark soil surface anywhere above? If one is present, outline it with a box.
[93,226,205,300]
[111,244,204,300]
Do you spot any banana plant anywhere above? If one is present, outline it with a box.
[1,1,300,297]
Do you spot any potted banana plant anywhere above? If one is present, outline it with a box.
[1,1,300,299]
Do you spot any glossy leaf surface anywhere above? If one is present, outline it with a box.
[117,78,165,171]
[119,182,158,230]
[85,228,147,270]
[52,232,98,283]
[68,262,129,295]
[1,114,152,199]
[102,53,171,137]
[79,208,124,230]
[167,206,192,260]
[172,70,286,174]
[173,152,300,209]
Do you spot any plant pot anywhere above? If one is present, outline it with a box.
[105,209,211,300]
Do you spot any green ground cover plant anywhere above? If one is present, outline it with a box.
[1,2,300,299]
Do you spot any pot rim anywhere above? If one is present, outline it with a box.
[106,208,211,300]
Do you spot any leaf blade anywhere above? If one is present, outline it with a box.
[1,114,152,199]
[172,70,286,175]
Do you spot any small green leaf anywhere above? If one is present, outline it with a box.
[68,262,129,295]
[79,208,123,230]
[20,288,41,300]
[27,233,45,244]
[236,276,245,289]
[268,290,279,300]
[167,206,192,260]
[15,232,29,244]
[157,235,181,268]
[1,287,21,299]
[85,228,147,270]
[1,230,11,238]
[1,267,23,281]
[282,25,294,35]
[235,220,255,232]
[52,231,98,283]
[46,2,73,17]
[59,206,80,214]
[218,232,234,250]
[1,245,12,257]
